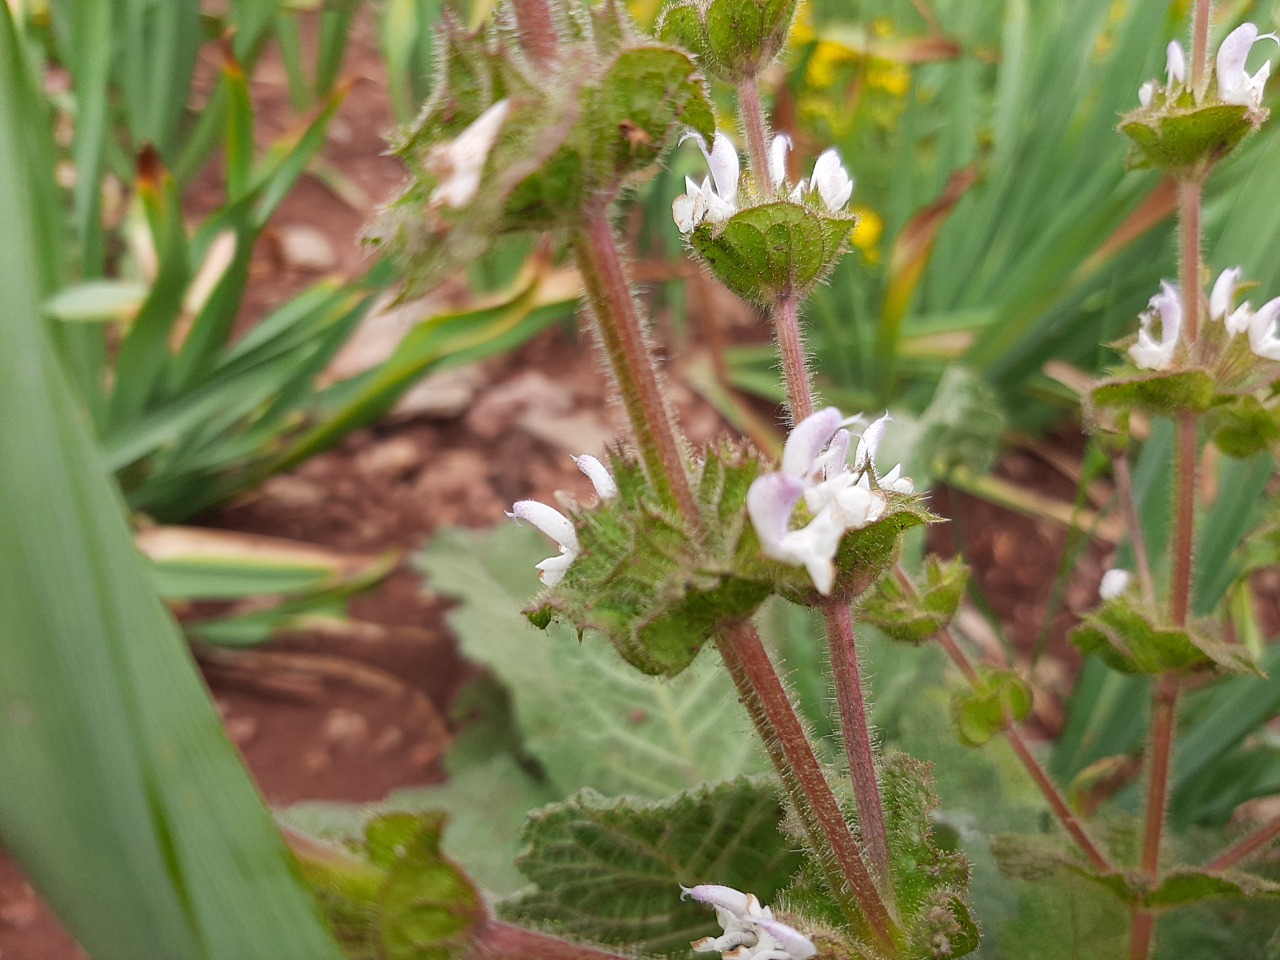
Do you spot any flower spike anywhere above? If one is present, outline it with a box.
[1216,22,1279,108]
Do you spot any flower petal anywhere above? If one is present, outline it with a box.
[1166,40,1186,85]
[509,500,578,552]
[703,132,741,208]
[681,884,752,917]
[756,918,818,960]
[781,407,844,478]
[573,454,618,499]
[1099,568,1133,601]
[768,133,792,189]
[427,100,511,208]
[1210,267,1243,322]
[1138,80,1155,107]
[853,412,892,473]
[811,148,854,212]
[746,473,806,552]
[1247,297,1280,360]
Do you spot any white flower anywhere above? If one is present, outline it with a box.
[1216,23,1279,108]
[1139,80,1156,107]
[1129,280,1182,370]
[1246,296,1280,361]
[1099,568,1133,601]
[746,407,913,595]
[1166,40,1187,87]
[508,499,578,585]
[682,885,816,960]
[810,148,854,212]
[673,132,740,232]
[768,133,792,190]
[426,100,511,208]
[1210,266,1244,325]
[508,455,617,585]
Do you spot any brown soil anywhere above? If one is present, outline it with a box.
[0,12,1114,960]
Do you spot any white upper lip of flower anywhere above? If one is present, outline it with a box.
[673,132,741,232]
[427,100,511,208]
[746,407,913,596]
[1216,22,1279,108]
[682,885,816,960]
[508,455,616,586]
[674,131,856,233]
[1138,39,1187,105]
[1207,266,1280,360]
[1099,568,1133,601]
[1129,280,1182,370]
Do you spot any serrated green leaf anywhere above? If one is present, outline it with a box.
[1145,868,1280,909]
[654,2,704,59]
[415,524,768,798]
[1069,597,1260,676]
[689,202,852,304]
[502,777,802,957]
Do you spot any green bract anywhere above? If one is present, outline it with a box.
[950,668,1032,747]
[859,555,968,644]
[655,0,800,82]
[1069,596,1261,677]
[1120,100,1261,173]
[368,0,714,294]
[686,200,853,304]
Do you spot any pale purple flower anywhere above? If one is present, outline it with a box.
[1210,267,1244,325]
[427,100,510,208]
[1216,23,1279,108]
[1129,281,1182,370]
[682,885,816,960]
[509,455,617,584]
[747,407,913,595]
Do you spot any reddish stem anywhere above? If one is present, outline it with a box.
[1206,814,1280,872]
[775,295,814,422]
[468,922,632,960]
[716,621,898,950]
[825,603,891,881]
[572,203,698,523]
[510,0,559,67]
[1191,0,1212,98]
[736,81,772,189]
[912,572,1115,874]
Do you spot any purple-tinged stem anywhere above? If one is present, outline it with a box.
[735,81,772,188]
[1191,0,1212,98]
[775,295,814,423]
[510,0,559,68]
[825,604,891,881]
[895,568,1115,874]
[716,621,899,950]
[571,202,698,523]
[1206,814,1280,872]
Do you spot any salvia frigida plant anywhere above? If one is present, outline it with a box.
[294,2,1280,958]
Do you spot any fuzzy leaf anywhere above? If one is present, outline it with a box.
[1070,865,1280,910]
[950,669,1031,747]
[912,367,1005,480]
[502,777,802,956]
[859,555,968,644]
[1090,368,1218,418]
[688,201,852,304]
[1070,597,1261,676]
[415,524,768,798]
[657,0,799,82]
[1120,102,1256,171]
[377,812,487,960]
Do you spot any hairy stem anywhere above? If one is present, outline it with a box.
[510,0,559,67]
[774,295,814,422]
[571,203,698,522]
[1112,451,1157,605]
[898,568,1115,873]
[1206,814,1280,872]
[736,81,772,188]
[716,621,899,950]
[1132,164,1205,960]
[825,604,891,881]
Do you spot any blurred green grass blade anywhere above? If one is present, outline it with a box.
[224,52,255,201]
[108,152,193,429]
[382,0,442,120]
[274,11,311,110]
[0,11,345,958]
[315,2,355,100]
[120,0,201,157]
[1192,451,1273,615]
